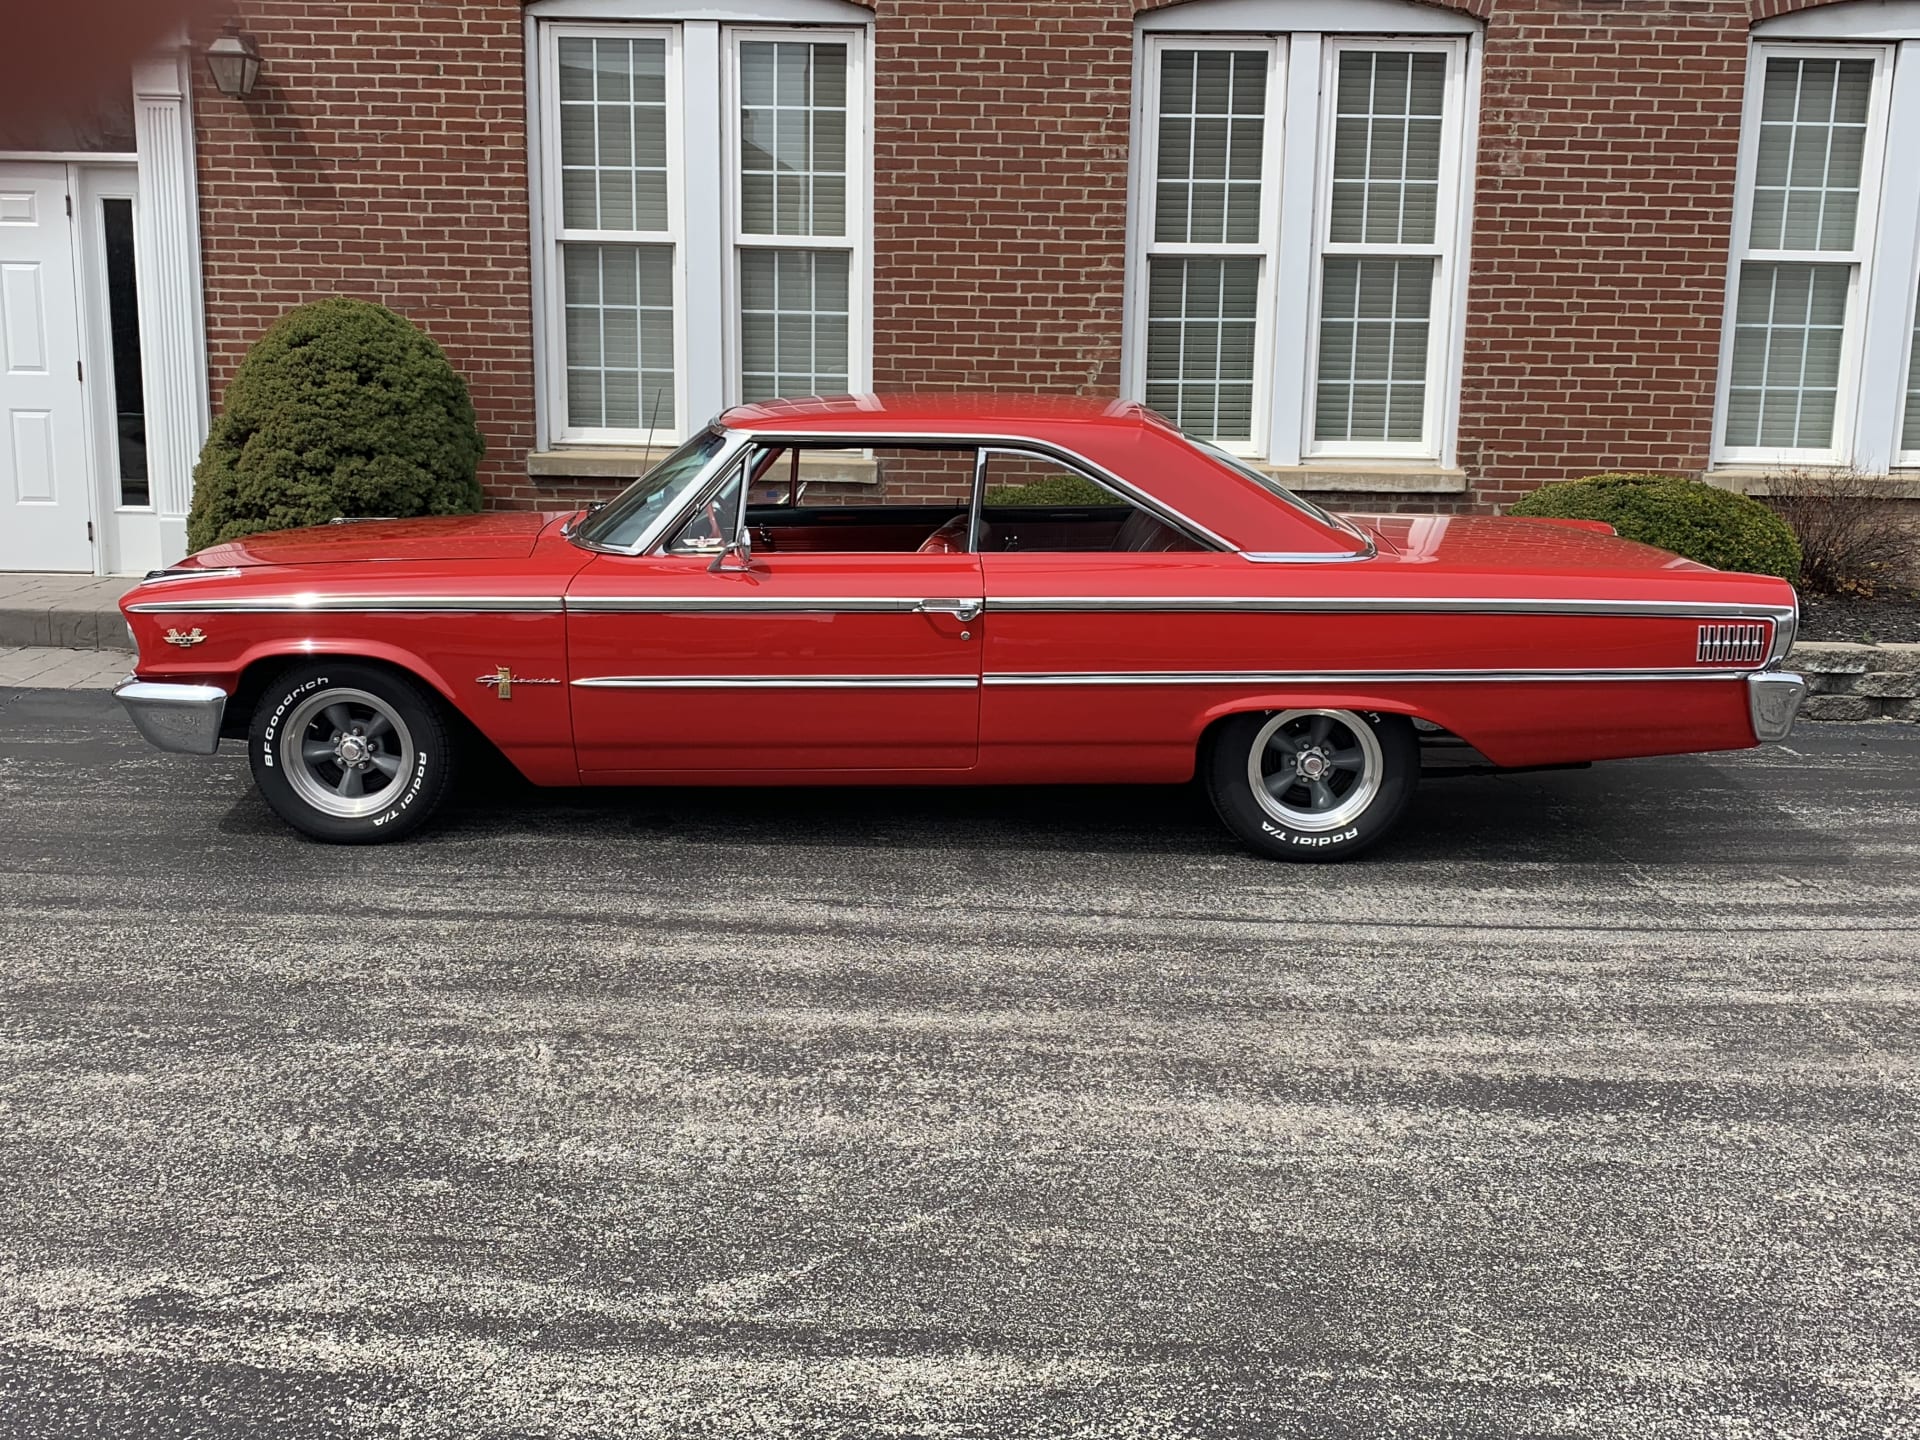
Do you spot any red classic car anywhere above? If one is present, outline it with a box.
[115,394,1805,859]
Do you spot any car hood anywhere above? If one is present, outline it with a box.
[1348,513,1714,573]
[189,512,568,567]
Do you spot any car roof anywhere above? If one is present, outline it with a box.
[714,392,1362,557]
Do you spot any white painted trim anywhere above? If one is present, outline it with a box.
[1712,42,1896,467]
[527,0,870,21]
[1139,0,1478,35]
[1870,39,1920,468]
[73,162,163,575]
[1754,0,1920,40]
[0,151,139,164]
[1268,33,1319,467]
[130,39,208,567]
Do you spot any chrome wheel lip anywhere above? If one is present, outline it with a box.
[1247,708,1384,833]
[279,687,415,820]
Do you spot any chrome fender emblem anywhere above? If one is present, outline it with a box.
[163,627,208,648]
[476,666,560,700]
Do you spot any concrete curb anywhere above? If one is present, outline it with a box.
[1788,641,1920,724]
[0,576,140,653]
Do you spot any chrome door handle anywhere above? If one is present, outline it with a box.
[915,598,983,622]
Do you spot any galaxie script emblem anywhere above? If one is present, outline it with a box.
[476,666,560,701]
[163,628,207,648]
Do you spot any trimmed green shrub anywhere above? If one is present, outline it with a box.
[1509,471,1802,581]
[983,473,1118,507]
[187,298,485,550]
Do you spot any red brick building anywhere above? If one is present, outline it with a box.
[4,0,1919,574]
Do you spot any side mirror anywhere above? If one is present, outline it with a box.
[709,528,757,573]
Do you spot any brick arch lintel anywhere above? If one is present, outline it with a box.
[1750,0,1881,18]
[1134,0,1491,17]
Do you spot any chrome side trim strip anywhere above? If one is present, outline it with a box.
[126,595,565,614]
[1241,550,1377,564]
[574,674,978,689]
[984,668,1753,687]
[567,595,928,614]
[990,596,1799,621]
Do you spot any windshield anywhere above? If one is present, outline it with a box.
[571,428,729,550]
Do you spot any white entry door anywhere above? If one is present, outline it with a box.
[0,162,94,572]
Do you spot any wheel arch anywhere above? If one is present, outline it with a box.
[219,642,467,740]
[1192,691,1461,759]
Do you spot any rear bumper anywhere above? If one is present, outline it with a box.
[1747,670,1806,744]
[114,678,228,755]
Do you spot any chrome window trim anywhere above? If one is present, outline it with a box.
[1242,547,1376,564]
[666,429,1240,556]
[575,673,977,689]
[126,595,565,614]
[984,668,1755,687]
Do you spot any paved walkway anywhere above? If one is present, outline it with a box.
[0,573,140,652]
[0,647,129,690]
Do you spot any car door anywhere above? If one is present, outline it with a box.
[565,449,984,777]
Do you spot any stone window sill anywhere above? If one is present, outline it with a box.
[1704,468,1920,500]
[1258,464,1469,495]
[529,448,879,485]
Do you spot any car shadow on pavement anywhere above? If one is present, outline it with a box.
[256,746,1848,866]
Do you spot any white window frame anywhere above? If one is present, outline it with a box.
[1711,42,1893,468]
[1124,4,1480,471]
[526,3,872,450]
[1135,36,1286,458]
[722,26,871,410]
[1304,35,1470,462]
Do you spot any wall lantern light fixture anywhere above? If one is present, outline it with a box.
[205,26,263,98]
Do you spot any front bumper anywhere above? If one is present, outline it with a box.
[1748,670,1806,743]
[114,678,228,755]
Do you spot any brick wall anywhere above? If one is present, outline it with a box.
[188,0,1854,513]
[190,1,544,505]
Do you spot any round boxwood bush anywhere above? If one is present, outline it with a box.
[983,473,1117,507]
[1509,472,1802,581]
[187,298,484,550]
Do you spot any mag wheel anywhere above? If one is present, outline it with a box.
[1205,708,1417,862]
[248,663,454,843]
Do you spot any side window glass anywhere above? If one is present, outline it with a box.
[978,449,1201,553]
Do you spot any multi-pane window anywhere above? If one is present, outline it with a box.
[734,37,854,402]
[1715,36,1920,473]
[554,33,677,434]
[1721,55,1878,454]
[1134,34,1471,464]
[1316,50,1447,448]
[1143,47,1269,442]
[537,22,867,446]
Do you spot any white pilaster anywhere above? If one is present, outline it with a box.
[132,40,209,563]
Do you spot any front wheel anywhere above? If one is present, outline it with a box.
[248,662,455,843]
[1204,708,1417,862]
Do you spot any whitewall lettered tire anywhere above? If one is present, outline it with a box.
[248,662,455,843]
[1204,708,1418,862]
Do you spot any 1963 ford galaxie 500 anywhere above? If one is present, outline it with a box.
[115,394,1805,859]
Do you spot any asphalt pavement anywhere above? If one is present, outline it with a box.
[2,686,1917,1439]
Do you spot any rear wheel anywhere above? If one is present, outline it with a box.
[248,663,454,843]
[1204,708,1417,861]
